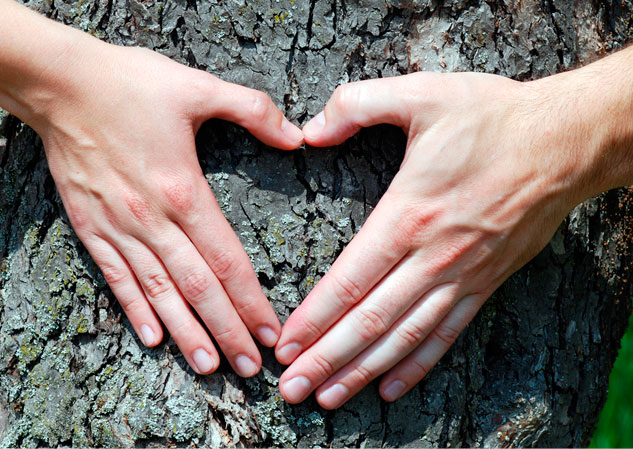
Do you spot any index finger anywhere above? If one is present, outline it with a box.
[275,195,412,365]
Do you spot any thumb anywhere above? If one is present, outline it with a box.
[198,78,303,150]
[303,77,414,147]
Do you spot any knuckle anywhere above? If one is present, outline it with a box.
[430,240,472,276]
[408,73,442,103]
[189,72,218,105]
[180,272,212,303]
[396,323,425,349]
[249,91,273,123]
[234,297,258,317]
[331,84,358,112]
[393,206,437,247]
[211,326,237,345]
[65,204,89,232]
[330,274,364,309]
[208,251,240,282]
[432,322,461,346]
[354,305,391,342]
[408,357,430,379]
[352,364,374,385]
[168,317,195,340]
[395,321,427,349]
[310,352,335,378]
[302,315,325,339]
[139,271,173,300]
[118,295,145,316]
[100,263,128,286]
[124,192,154,225]
[161,178,196,215]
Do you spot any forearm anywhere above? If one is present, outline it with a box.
[530,46,633,203]
[0,0,103,130]
[582,46,633,193]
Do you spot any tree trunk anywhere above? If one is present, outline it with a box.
[2,0,633,446]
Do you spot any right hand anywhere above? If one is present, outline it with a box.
[28,41,303,376]
[276,71,599,407]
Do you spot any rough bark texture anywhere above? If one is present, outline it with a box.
[2,0,633,447]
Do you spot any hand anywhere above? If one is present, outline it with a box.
[275,72,596,407]
[34,41,303,376]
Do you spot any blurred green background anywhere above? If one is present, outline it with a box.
[591,302,633,448]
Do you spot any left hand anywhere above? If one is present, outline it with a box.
[274,71,595,408]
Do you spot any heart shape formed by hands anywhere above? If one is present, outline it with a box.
[12,14,620,411]
[273,72,591,408]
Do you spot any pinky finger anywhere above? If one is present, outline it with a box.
[378,293,488,402]
[85,234,164,347]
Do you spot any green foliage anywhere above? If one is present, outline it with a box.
[591,304,633,448]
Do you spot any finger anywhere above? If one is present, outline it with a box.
[302,77,416,147]
[313,284,461,409]
[83,233,163,347]
[164,176,282,347]
[276,195,413,365]
[379,293,487,402]
[278,258,444,404]
[118,238,221,375]
[149,221,262,377]
[199,78,303,150]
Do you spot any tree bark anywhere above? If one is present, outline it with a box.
[2,0,633,447]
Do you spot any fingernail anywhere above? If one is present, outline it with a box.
[257,326,279,347]
[235,354,259,377]
[277,342,302,363]
[192,348,215,374]
[318,383,349,409]
[303,111,326,140]
[281,117,304,143]
[283,376,312,403]
[140,324,155,346]
[382,380,407,401]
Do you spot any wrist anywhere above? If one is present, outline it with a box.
[523,50,633,207]
[516,65,631,214]
[0,2,108,132]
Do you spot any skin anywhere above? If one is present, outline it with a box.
[0,0,304,377]
[276,47,633,408]
[3,0,633,409]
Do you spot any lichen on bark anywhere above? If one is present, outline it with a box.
[2,0,633,447]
